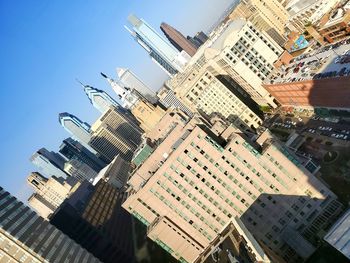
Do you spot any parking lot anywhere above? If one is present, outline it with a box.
[270,41,350,84]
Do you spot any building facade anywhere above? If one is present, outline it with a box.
[0,186,100,262]
[27,172,78,218]
[126,14,189,76]
[123,117,342,263]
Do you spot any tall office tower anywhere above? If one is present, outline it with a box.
[50,181,134,263]
[169,19,283,108]
[126,14,190,76]
[123,117,342,263]
[0,187,100,262]
[59,138,107,172]
[160,22,197,56]
[116,67,157,103]
[80,81,121,114]
[229,0,289,46]
[89,107,142,162]
[59,112,97,154]
[27,172,78,218]
[64,159,98,182]
[30,148,68,178]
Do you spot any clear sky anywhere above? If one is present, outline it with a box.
[0,0,235,201]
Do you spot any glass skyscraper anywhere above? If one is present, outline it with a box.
[59,138,107,172]
[58,112,97,154]
[30,148,68,178]
[80,81,121,114]
[126,14,188,76]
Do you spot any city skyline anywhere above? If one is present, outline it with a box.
[0,0,235,201]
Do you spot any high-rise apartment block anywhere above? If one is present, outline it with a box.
[160,22,198,56]
[123,116,342,263]
[89,107,142,162]
[50,181,134,263]
[59,112,97,154]
[27,172,78,218]
[30,148,68,178]
[126,14,190,76]
[59,138,107,172]
[0,186,100,262]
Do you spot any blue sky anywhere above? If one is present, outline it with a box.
[0,0,235,201]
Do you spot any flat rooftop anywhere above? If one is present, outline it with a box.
[268,42,350,84]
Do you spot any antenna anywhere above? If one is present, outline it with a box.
[75,78,86,88]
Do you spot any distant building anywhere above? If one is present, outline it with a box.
[64,159,98,182]
[0,186,100,262]
[81,81,121,114]
[126,14,190,76]
[30,148,68,178]
[160,22,198,56]
[116,67,157,104]
[50,181,134,263]
[59,138,107,172]
[58,112,97,154]
[27,172,78,218]
[324,208,350,260]
[187,31,208,49]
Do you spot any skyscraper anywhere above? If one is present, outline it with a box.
[89,106,142,162]
[79,80,121,114]
[101,72,140,109]
[59,138,107,172]
[116,67,157,104]
[123,116,342,262]
[160,22,197,56]
[126,14,189,76]
[0,186,100,262]
[30,148,68,178]
[58,112,97,154]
